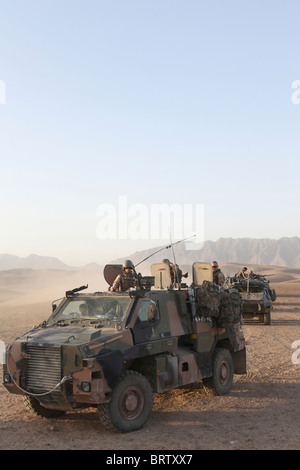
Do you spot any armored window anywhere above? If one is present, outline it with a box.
[137,300,159,323]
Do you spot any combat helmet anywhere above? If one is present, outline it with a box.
[162,259,171,265]
[123,259,135,270]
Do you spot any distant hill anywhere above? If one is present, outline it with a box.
[110,237,300,269]
[0,254,102,271]
[0,254,70,270]
[1,237,300,271]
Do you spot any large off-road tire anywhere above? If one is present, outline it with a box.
[202,348,234,396]
[23,395,66,418]
[98,371,153,433]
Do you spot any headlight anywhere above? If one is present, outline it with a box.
[3,373,11,383]
[78,381,91,392]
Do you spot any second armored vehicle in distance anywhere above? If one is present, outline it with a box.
[226,271,276,325]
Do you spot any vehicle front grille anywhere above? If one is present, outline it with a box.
[26,345,62,392]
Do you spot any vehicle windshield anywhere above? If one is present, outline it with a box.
[50,296,133,324]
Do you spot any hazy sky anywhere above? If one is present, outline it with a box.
[0,1,299,265]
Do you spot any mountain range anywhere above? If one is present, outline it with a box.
[111,236,300,269]
[1,237,300,271]
[0,253,99,271]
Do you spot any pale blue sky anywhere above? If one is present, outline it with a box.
[0,1,299,265]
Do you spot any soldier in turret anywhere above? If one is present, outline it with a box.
[162,259,188,286]
[211,261,225,287]
[236,267,248,279]
[109,260,139,292]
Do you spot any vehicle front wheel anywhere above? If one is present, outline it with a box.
[98,371,153,433]
[202,348,234,396]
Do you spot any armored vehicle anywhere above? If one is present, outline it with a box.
[226,272,276,325]
[3,262,246,433]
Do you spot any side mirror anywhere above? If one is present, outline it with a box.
[52,304,57,312]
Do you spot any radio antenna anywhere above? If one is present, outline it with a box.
[170,232,180,288]
[135,234,195,267]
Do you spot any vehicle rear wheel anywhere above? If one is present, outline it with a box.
[23,395,66,418]
[264,308,271,325]
[202,348,234,396]
[98,371,153,433]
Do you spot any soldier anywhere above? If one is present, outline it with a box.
[162,259,188,286]
[211,261,225,287]
[79,303,95,317]
[236,267,248,279]
[109,259,139,292]
[79,304,89,316]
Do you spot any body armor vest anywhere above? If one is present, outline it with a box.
[119,273,137,291]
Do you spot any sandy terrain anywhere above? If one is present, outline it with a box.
[0,265,299,450]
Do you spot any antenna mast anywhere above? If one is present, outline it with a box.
[170,232,180,288]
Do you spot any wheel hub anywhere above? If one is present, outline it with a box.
[119,386,144,420]
[125,392,138,411]
[219,362,229,383]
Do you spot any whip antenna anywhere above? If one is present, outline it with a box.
[135,234,195,267]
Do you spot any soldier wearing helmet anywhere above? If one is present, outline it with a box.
[162,259,188,286]
[109,260,139,292]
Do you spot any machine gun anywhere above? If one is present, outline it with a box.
[66,284,88,297]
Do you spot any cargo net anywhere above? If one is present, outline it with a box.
[194,281,243,327]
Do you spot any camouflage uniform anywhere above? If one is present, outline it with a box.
[212,268,225,287]
[110,259,139,292]
[170,264,182,284]
[110,272,138,292]
[163,259,188,285]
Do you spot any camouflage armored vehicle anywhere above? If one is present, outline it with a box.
[3,262,246,433]
[226,271,276,325]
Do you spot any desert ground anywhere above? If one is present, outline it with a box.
[0,264,299,450]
